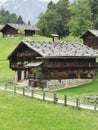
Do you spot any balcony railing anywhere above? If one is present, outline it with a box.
[11,62,98,70]
[11,64,25,69]
[44,62,98,68]
[17,52,36,57]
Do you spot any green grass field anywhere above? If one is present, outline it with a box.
[0,35,97,101]
[0,90,98,130]
[1,36,98,129]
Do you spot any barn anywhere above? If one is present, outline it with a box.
[80,30,98,49]
[8,40,98,89]
[0,23,39,37]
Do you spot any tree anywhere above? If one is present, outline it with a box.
[68,0,93,36]
[56,0,70,37]
[17,15,24,24]
[37,0,70,37]
[45,9,61,36]
[9,13,17,23]
[89,0,98,29]
[28,20,31,25]
[32,67,44,89]
[37,13,49,36]
[47,1,54,9]
[0,7,25,25]
[18,28,25,36]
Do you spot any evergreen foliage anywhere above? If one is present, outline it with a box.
[37,0,98,37]
[17,15,24,24]
[37,0,70,37]
[89,0,98,29]
[0,6,25,25]
[68,0,93,36]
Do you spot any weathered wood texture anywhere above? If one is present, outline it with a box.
[80,30,98,49]
[1,24,38,37]
[2,25,18,37]
[84,35,98,49]
[25,30,36,36]
[8,41,98,81]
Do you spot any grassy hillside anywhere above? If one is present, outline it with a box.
[0,90,98,130]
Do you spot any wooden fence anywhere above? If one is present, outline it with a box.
[1,84,98,111]
[13,85,98,111]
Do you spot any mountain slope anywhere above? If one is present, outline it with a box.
[3,0,48,25]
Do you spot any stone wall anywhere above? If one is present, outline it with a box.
[47,79,92,91]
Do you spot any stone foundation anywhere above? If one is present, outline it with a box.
[47,79,92,91]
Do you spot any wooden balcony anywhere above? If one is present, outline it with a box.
[44,62,98,68]
[49,73,93,79]
[17,52,37,57]
[11,64,25,69]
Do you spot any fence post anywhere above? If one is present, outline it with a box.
[53,93,58,103]
[76,98,80,109]
[94,100,97,111]
[31,89,34,98]
[5,83,7,90]
[64,94,67,106]
[14,84,16,93]
[43,91,45,101]
[23,87,25,96]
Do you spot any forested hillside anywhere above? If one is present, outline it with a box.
[0,6,25,25]
[37,0,98,37]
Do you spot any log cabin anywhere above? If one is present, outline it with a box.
[80,30,98,49]
[8,40,98,88]
[0,23,39,37]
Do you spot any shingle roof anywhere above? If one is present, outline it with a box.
[80,30,98,38]
[23,41,98,58]
[2,23,39,31]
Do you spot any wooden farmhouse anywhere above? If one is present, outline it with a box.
[8,40,98,88]
[0,23,39,37]
[80,30,98,49]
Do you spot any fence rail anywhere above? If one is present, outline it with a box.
[0,84,98,111]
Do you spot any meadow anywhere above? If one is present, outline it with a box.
[0,36,98,129]
[0,90,98,130]
[0,35,97,103]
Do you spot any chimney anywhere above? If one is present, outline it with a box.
[51,34,59,43]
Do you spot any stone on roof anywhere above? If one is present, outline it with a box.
[23,41,98,58]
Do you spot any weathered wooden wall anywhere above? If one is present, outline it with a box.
[25,30,35,36]
[83,34,98,49]
[2,25,18,37]
[9,44,97,80]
